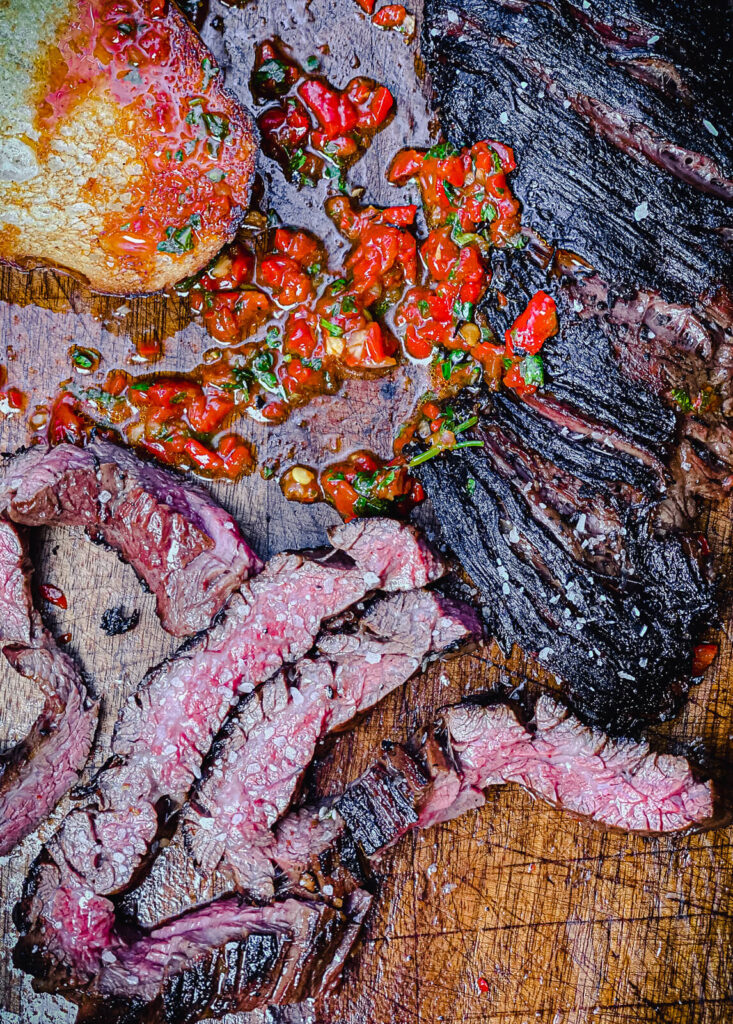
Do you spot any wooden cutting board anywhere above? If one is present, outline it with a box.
[1,2,732,1021]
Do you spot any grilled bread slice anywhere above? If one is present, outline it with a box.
[0,0,257,293]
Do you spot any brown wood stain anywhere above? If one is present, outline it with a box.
[1,2,732,1022]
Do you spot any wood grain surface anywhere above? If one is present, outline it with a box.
[1,2,732,1022]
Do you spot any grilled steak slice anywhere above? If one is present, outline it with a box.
[274,693,722,901]
[0,521,98,855]
[88,895,368,1023]
[15,526,428,987]
[409,386,715,732]
[0,442,262,636]
[182,590,480,896]
[0,0,257,293]
[328,517,448,591]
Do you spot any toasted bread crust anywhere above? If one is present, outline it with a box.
[0,0,257,293]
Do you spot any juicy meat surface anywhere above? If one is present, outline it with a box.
[12,538,391,990]
[0,442,262,636]
[0,521,98,856]
[273,693,721,903]
[328,517,448,591]
[182,590,480,895]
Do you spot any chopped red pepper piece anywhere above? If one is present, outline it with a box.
[298,79,358,139]
[40,584,68,609]
[372,4,407,27]
[505,291,558,356]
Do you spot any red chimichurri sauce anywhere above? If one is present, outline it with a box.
[252,40,394,189]
[46,137,559,511]
[281,450,423,522]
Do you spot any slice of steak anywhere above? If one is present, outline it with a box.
[273,692,722,901]
[14,548,377,988]
[0,442,262,636]
[0,521,98,856]
[328,517,448,591]
[182,590,480,896]
[408,386,714,732]
[91,896,363,1016]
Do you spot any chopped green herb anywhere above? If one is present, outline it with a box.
[480,202,497,223]
[452,299,475,321]
[341,295,357,313]
[426,140,459,159]
[502,356,514,371]
[290,149,307,171]
[440,348,468,380]
[671,387,693,412]
[130,380,151,392]
[508,233,527,250]
[453,415,478,434]
[417,299,430,316]
[201,57,218,90]
[306,262,321,277]
[466,477,476,494]
[254,58,289,87]
[408,439,485,468]
[442,180,459,203]
[206,168,226,181]
[170,392,188,404]
[328,471,345,482]
[203,111,229,140]
[71,347,95,370]
[124,68,143,85]
[488,149,502,173]
[305,56,320,70]
[157,224,194,255]
[520,353,544,387]
[263,466,274,479]
[320,317,344,337]
[302,356,323,370]
[331,278,348,293]
[265,327,281,349]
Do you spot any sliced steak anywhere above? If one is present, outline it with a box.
[13,544,384,987]
[328,517,448,591]
[0,443,262,636]
[274,693,721,900]
[182,590,480,896]
[92,895,366,1018]
[408,385,714,732]
[0,521,98,856]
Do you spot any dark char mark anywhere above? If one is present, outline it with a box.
[409,386,714,732]
[422,0,732,302]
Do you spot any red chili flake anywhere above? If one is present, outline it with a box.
[58,633,72,645]
[477,976,489,993]
[40,584,68,609]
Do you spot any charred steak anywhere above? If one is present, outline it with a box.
[0,442,262,635]
[274,691,723,906]
[413,0,731,729]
